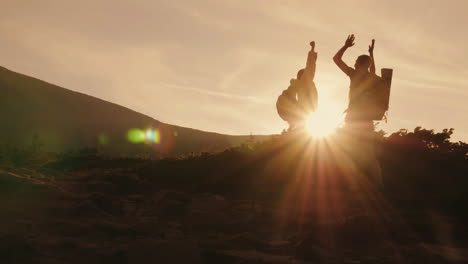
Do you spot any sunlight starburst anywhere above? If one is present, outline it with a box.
[306,102,344,137]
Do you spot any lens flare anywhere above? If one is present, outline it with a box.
[146,129,160,144]
[127,128,161,144]
[127,128,145,143]
[98,133,110,145]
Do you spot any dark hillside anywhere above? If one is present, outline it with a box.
[0,127,467,263]
[0,66,267,156]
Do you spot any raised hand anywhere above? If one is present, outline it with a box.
[302,41,317,82]
[368,39,375,56]
[345,34,355,48]
[308,41,317,63]
[310,41,315,52]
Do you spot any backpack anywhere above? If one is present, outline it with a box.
[348,68,393,121]
[276,80,301,123]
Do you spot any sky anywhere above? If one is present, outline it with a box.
[2,0,468,141]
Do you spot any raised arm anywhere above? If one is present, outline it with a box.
[302,41,317,83]
[333,34,355,76]
[369,39,376,74]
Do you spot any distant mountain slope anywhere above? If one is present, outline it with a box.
[0,66,268,156]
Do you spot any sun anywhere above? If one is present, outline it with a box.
[306,102,344,137]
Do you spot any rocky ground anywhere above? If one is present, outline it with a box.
[1,164,468,264]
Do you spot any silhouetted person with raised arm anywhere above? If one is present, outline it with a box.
[298,42,318,116]
[333,34,382,187]
[277,42,318,131]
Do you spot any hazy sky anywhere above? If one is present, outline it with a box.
[3,0,468,141]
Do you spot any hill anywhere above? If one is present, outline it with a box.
[0,128,467,263]
[0,66,268,156]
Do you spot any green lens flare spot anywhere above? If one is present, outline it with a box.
[127,129,145,143]
[98,133,110,145]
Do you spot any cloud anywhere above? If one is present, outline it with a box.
[156,82,268,104]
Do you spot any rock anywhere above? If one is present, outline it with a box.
[70,198,105,217]
[0,234,37,264]
[88,193,122,216]
[334,214,384,248]
[219,249,296,264]
[133,217,160,236]
[121,239,201,264]
[225,233,269,251]
[94,220,137,238]
[155,191,191,220]
[190,194,227,212]
[127,194,145,201]
[100,172,141,194]
[46,220,95,237]
[201,249,239,264]
[296,238,341,263]
[85,181,119,195]
[159,200,188,219]
[121,201,138,216]
[189,210,230,231]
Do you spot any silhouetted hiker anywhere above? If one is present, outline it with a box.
[333,34,383,186]
[277,42,318,131]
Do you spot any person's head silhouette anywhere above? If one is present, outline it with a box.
[354,55,371,71]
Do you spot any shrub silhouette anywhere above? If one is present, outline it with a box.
[2,127,467,215]
[0,134,47,168]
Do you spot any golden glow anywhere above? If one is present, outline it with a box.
[306,101,344,137]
